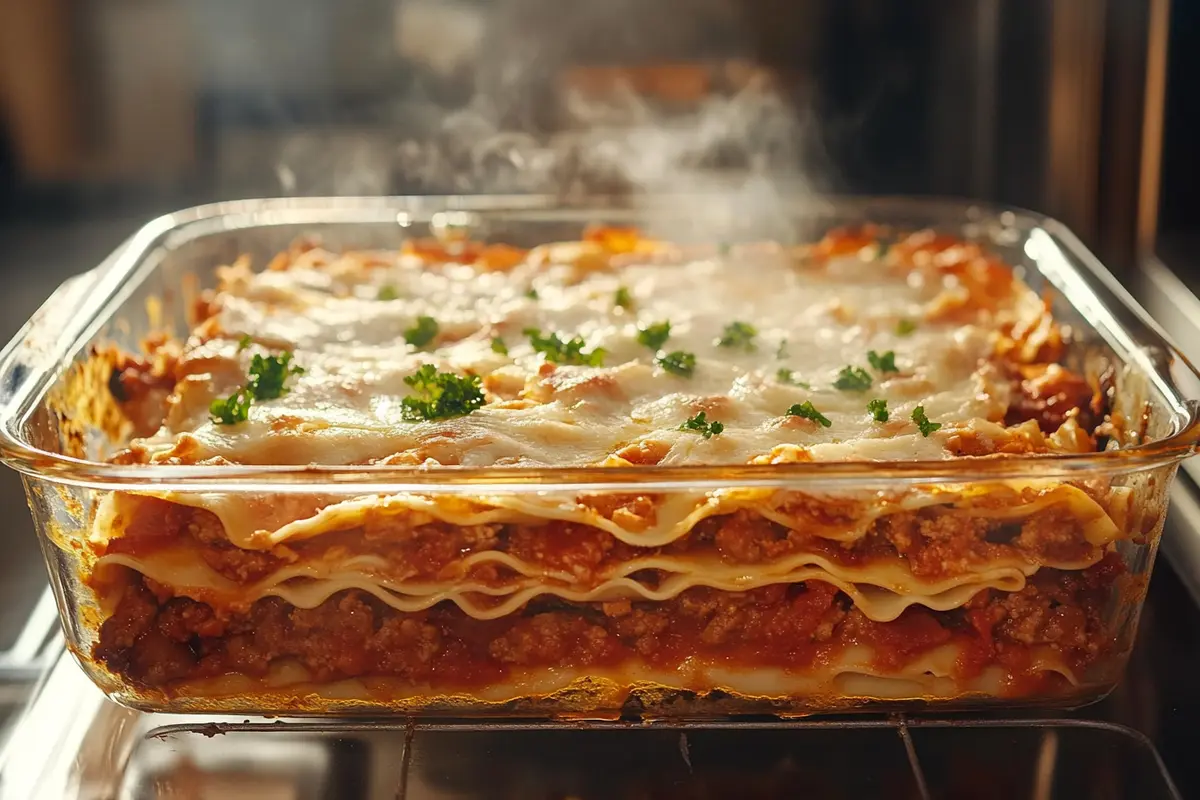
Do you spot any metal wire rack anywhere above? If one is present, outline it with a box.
[134,715,1180,800]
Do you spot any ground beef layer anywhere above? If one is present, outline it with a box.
[103,497,1101,590]
[93,555,1122,696]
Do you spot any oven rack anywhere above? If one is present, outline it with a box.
[0,647,1182,800]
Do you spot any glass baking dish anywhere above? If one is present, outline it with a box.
[0,195,1196,719]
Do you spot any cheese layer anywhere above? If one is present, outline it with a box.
[129,240,1029,468]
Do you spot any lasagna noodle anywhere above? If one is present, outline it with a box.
[91,479,1116,626]
[93,480,1124,551]
[150,644,1085,709]
[98,543,1099,623]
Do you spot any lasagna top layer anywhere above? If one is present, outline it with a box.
[114,227,1093,473]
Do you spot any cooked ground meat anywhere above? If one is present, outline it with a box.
[488,612,617,665]
[506,522,630,583]
[1005,363,1098,434]
[108,351,178,438]
[299,522,504,582]
[186,509,284,583]
[876,513,1005,577]
[94,558,1121,692]
[1012,507,1097,564]
[103,501,1103,588]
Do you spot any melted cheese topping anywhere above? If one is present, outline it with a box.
[130,243,1020,468]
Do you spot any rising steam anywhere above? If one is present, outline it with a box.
[271,0,826,221]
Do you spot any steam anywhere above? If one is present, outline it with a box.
[275,79,819,205]
[270,0,827,234]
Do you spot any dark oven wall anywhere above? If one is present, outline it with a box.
[1156,0,1200,281]
[0,0,1151,277]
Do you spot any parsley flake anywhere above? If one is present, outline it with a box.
[679,411,724,439]
[377,285,399,301]
[237,334,253,351]
[637,321,672,351]
[404,316,439,349]
[867,398,889,422]
[209,351,304,425]
[833,365,873,392]
[787,401,832,427]
[246,352,304,400]
[776,368,811,388]
[209,388,253,425]
[491,337,509,355]
[896,318,917,336]
[717,321,758,351]
[776,339,789,360]
[614,286,633,309]
[524,328,606,367]
[912,405,942,437]
[657,350,696,377]
[525,287,539,300]
[401,364,485,422]
[868,350,899,373]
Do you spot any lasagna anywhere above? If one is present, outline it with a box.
[81,224,1148,714]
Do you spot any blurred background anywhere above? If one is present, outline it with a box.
[0,0,1194,262]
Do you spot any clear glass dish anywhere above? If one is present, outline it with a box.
[0,195,1196,718]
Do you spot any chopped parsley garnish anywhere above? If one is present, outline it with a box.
[401,364,485,422]
[868,349,899,373]
[776,339,789,360]
[912,405,942,437]
[718,241,731,257]
[209,351,304,425]
[525,287,539,300]
[896,318,917,336]
[717,321,758,351]
[377,285,399,301]
[614,286,633,309]
[679,411,723,439]
[404,315,439,349]
[524,328,606,367]
[637,320,672,351]
[877,240,891,259]
[246,352,304,400]
[657,350,696,377]
[237,334,253,351]
[776,368,811,388]
[787,401,832,428]
[209,388,253,425]
[490,337,509,355]
[833,365,873,392]
[867,398,889,422]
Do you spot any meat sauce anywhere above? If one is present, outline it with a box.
[93,555,1122,695]
[101,501,1101,588]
